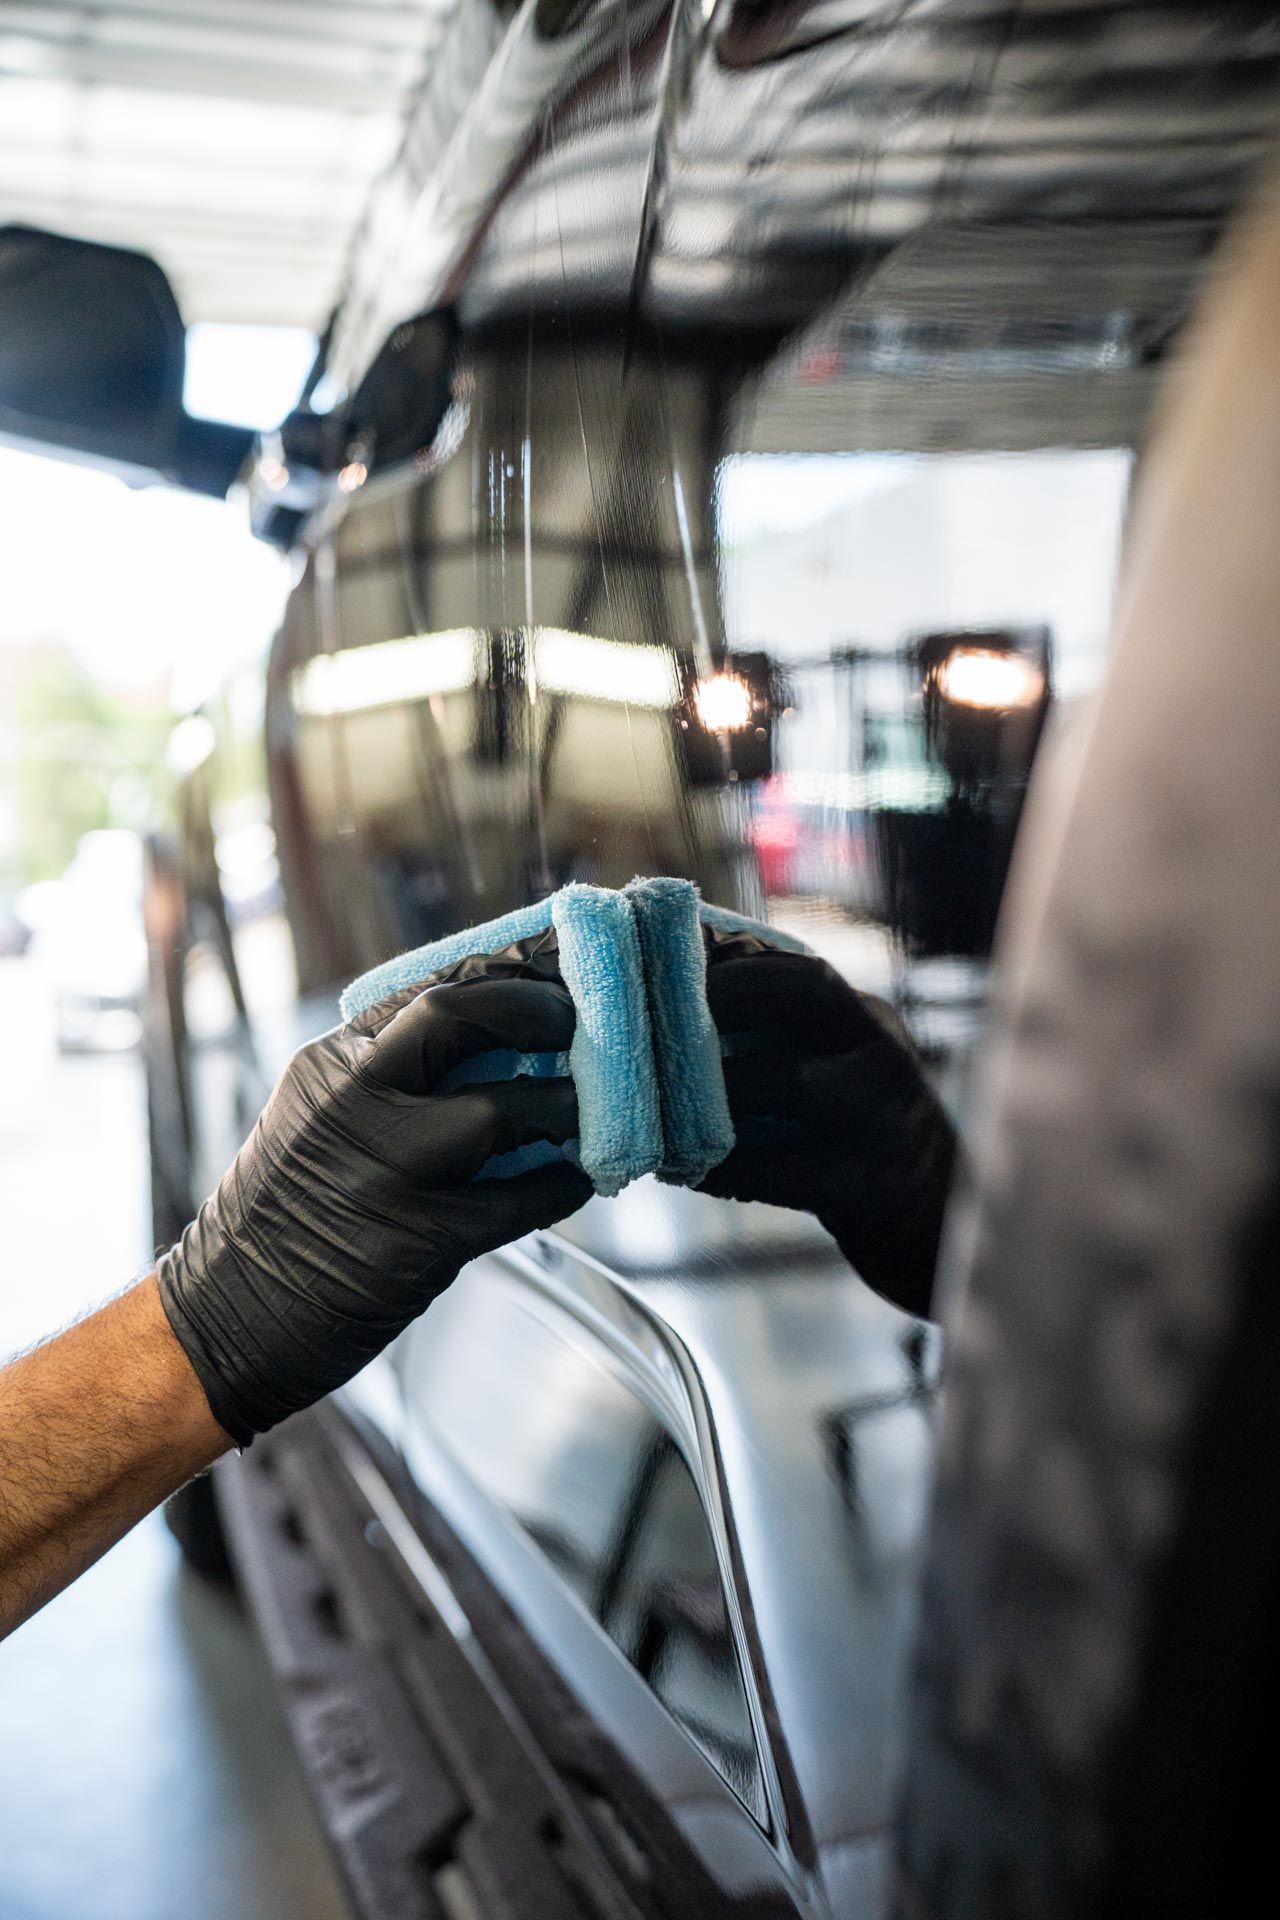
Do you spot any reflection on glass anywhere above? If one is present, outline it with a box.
[267,320,1131,1128]
[718,446,1129,1097]
[936,647,1044,712]
[694,671,754,732]
[414,1269,765,1821]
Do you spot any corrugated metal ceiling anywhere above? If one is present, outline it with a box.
[0,0,459,327]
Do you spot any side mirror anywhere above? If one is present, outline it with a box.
[0,226,253,497]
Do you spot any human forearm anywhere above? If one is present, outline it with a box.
[0,977,587,1638]
[0,1274,230,1640]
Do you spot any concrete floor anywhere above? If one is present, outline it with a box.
[0,956,349,1920]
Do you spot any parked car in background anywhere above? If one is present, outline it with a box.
[3,4,1277,1915]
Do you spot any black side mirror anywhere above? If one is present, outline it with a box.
[0,226,253,497]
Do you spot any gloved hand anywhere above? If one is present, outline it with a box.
[701,951,958,1319]
[157,977,592,1445]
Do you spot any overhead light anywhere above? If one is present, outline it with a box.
[292,632,477,717]
[936,646,1043,711]
[534,630,678,709]
[693,671,752,731]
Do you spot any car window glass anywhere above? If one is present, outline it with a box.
[409,1268,766,1821]
[277,333,1132,1124]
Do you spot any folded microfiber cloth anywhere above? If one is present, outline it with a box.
[340,878,804,1198]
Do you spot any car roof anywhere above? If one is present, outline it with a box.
[323,3,1278,433]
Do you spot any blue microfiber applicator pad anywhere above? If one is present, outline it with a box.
[625,877,734,1186]
[340,879,802,1198]
[552,884,662,1197]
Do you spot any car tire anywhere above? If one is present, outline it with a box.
[164,1472,236,1586]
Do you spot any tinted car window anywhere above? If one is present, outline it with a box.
[272,362,1130,1123]
[411,1267,765,1820]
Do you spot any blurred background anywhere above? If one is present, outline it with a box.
[3,3,1278,1917]
[0,6,417,1914]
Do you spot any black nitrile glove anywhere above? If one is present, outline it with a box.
[701,952,958,1319]
[157,977,592,1445]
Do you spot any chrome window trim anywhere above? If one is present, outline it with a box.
[393,1235,808,1874]
[394,1347,813,1909]
[505,1230,802,1843]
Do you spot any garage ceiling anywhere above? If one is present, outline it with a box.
[0,0,458,328]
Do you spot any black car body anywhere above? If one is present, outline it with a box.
[131,5,1280,1916]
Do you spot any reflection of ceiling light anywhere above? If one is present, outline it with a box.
[937,647,1043,711]
[292,632,477,717]
[290,627,682,719]
[535,630,678,709]
[693,672,752,731]
[337,460,368,493]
